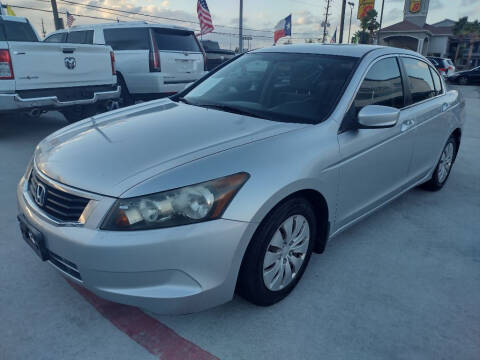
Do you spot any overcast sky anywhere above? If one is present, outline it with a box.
[5,0,480,48]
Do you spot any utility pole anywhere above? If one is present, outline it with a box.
[50,0,63,30]
[322,0,332,43]
[378,0,385,44]
[239,0,243,53]
[339,0,346,43]
[347,2,354,44]
[41,18,46,38]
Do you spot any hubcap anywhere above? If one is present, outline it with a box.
[263,215,310,291]
[437,142,454,183]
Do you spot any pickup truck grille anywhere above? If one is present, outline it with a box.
[28,171,90,222]
[17,85,117,102]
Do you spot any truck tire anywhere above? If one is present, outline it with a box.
[61,105,96,124]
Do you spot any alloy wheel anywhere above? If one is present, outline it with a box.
[438,142,454,183]
[263,215,310,291]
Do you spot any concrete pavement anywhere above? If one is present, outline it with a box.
[1,85,479,360]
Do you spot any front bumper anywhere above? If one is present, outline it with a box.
[17,172,255,314]
[0,85,121,111]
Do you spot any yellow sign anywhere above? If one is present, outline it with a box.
[357,0,375,20]
[410,0,421,13]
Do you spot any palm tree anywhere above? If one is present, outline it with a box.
[453,17,480,68]
[358,9,380,44]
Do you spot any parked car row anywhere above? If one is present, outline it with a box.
[1,16,238,122]
[0,15,120,122]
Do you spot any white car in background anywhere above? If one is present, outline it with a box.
[46,22,207,105]
[0,15,120,122]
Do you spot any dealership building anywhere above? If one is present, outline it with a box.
[378,0,480,68]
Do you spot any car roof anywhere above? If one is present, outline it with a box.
[253,44,420,58]
[0,15,28,23]
[47,21,193,34]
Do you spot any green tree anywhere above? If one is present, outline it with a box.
[453,17,480,68]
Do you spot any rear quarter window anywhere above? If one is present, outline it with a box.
[44,33,67,43]
[67,30,94,44]
[153,28,200,52]
[103,28,150,50]
[2,21,38,42]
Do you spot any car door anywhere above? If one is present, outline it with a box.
[400,57,450,182]
[335,56,416,230]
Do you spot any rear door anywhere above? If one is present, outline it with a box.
[400,57,451,181]
[151,28,204,80]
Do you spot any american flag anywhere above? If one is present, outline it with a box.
[197,0,214,35]
[66,11,75,27]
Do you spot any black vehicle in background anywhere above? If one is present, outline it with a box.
[200,40,235,71]
[427,57,456,77]
[447,66,480,85]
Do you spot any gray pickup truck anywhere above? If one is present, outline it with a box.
[200,40,235,71]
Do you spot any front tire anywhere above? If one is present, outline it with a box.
[237,197,316,306]
[422,136,457,191]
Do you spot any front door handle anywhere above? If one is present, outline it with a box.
[442,103,449,112]
[401,119,415,131]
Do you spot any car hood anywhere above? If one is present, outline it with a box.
[35,99,304,197]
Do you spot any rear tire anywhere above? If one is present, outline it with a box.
[458,76,468,85]
[61,105,96,124]
[422,136,458,191]
[237,197,316,306]
[118,75,134,107]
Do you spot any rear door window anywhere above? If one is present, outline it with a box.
[2,20,38,42]
[103,28,150,50]
[152,28,200,52]
[44,33,67,43]
[402,57,436,104]
[67,30,94,44]
[354,57,405,110]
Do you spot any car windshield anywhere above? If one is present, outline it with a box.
[181,52,358,124]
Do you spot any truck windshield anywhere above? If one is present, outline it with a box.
[1,20,38,42]
[181,52,357,124]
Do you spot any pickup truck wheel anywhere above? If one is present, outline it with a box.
[421,136,457,191]
[118,75,134,107]
[61,105,96,124]
[237,198,316,306]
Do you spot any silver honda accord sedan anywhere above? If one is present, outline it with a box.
[17,44,465,314]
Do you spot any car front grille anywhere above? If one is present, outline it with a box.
[48,251,82,280]
[28,170,90,223]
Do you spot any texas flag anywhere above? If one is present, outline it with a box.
[274,14,292,44]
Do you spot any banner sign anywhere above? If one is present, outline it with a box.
[410,0,421,13]
[357,0,375,20]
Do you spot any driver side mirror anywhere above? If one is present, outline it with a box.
[357,105,400,129]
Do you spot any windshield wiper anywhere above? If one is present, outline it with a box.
[195,103,270,120]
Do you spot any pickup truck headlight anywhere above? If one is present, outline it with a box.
[101,173,249,230]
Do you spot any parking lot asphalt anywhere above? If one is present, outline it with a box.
[1,85,479,360]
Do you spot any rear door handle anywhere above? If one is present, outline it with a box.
[401,119,415,131]
[13,51,26,55]
[442,103,449,112]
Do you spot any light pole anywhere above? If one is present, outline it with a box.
[339,0,346,43]
[347,2,354,44]
[239,0,243,53]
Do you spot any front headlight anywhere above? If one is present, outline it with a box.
[101,172,249,230]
